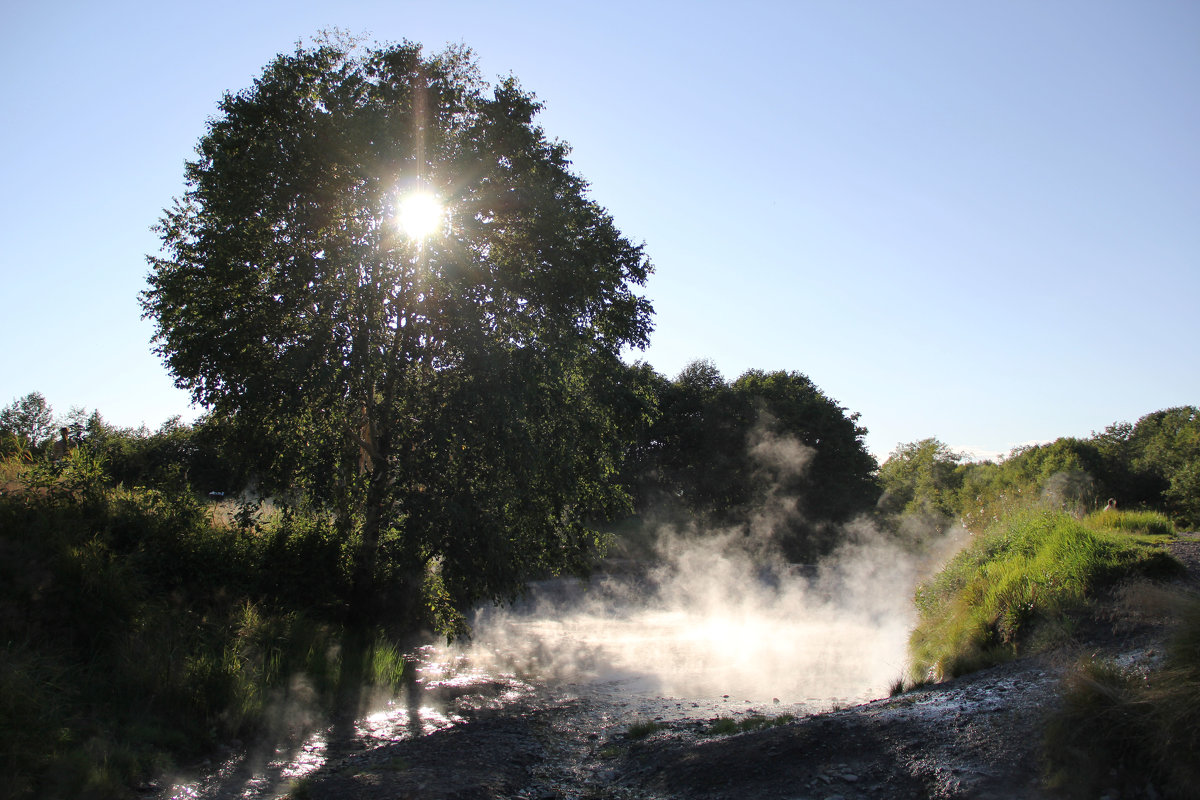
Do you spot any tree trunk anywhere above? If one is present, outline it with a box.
[346,455,424,632]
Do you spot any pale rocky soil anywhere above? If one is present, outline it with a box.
[292,651,1059,800]
[162,535,1200,800]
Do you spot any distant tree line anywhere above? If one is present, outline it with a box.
[877,405,1200,531]
[11,384,1196,573]
[2,355,884,565]
[0,391,254,495]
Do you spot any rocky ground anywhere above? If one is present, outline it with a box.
[291,651,1061,800]
[161,536,1200,800]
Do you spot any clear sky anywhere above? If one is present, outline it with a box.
[2,1,1197,461]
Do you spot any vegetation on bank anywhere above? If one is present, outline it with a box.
[866,395,1200,800]
[0,453,406,800]
[906,508,1180,683]
[3,397,1196,799]
[705,713,795,736]
[0,369,880,799]
[900,490,1198,796]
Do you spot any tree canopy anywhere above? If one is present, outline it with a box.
[1095,406,1200,525]
[877,438,964,520]
[141,37,653,631]
[880,406,1200,531]
[0,392,56,449]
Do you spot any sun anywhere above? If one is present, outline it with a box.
[395,191,444,240]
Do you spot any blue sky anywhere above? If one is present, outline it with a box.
[2,1,1197,461]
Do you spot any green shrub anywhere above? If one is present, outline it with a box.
[0,646,73,800]
[706,717,739,735]
[908,509,1180,682]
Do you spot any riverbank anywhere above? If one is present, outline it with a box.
[158,536,1197,800]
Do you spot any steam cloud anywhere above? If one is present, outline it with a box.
[455,430,959,708]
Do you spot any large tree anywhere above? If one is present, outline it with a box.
[141,38,653,631]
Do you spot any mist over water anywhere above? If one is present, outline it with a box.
[455,432,958,708]
[461,527,919,706]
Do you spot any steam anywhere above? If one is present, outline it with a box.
[456,429,957,708]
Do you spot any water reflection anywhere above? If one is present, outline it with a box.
[276,732,326,782]
[159,650,538,800]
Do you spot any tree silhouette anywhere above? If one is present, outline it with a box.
[142,37,653,631]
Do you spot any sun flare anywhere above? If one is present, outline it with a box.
[395,191,444,240]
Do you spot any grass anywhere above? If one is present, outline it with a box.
[1043,593,1200,798]
[899,499,1195,794]
[1085,508,1176,537]
[906,508,1180,684]
[888,674,931,696]
[705,713,794,736]
[706,717,740,736]
[626,719,664,739]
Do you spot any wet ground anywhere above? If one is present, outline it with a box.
[151,649,1061,800]
[152,535,1200,800]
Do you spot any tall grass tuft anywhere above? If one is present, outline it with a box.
[1043,595,1200,798]
[1085,508,1175,537]
[626,719,664,739]
[705,714,795,736]
[907,509,1180,683]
